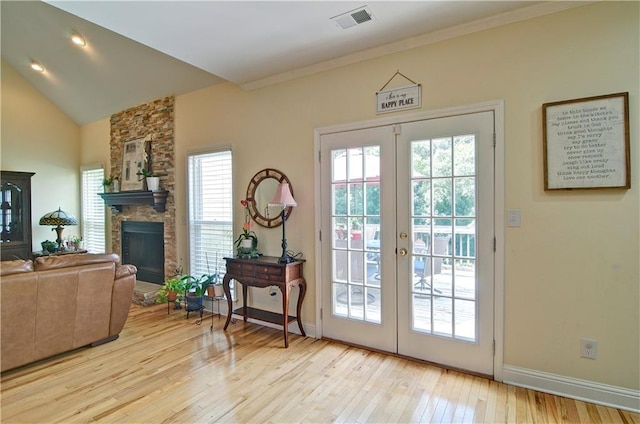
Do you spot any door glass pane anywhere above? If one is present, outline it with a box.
[432,137,452,177]
[331,146,381,324]
[412,180,430,216]
[410,136,478,341]
[453,135,475,176]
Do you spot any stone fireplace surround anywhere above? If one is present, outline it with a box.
[109,97,177,282]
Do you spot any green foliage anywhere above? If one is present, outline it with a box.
[136,168,155,179]
[156,275,186,304]
[181,274,215,297]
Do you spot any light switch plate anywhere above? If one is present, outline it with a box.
[507,209,521,227]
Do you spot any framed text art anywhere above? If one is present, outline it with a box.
[543,92,630,190]
[121,138,148,191]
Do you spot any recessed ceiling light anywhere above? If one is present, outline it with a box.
[70,32,86,46]
[30,60,45,73]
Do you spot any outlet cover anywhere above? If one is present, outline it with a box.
[581,338,598,359]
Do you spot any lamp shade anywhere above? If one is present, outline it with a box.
[39,207,78,226]
[269,182,297,207]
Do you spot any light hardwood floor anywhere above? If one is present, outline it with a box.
[1,304,638,423]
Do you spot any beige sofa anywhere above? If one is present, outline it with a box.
[0,253,137,372]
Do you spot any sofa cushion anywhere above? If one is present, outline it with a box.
[0,259,34,276]
[34,253,119,271]
[0,273,37,371]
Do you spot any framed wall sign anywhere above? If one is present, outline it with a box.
[543,92,630,190]
[121,138,148,191]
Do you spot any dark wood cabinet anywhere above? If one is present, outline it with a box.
[1,171,35,261]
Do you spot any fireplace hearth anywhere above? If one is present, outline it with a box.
[122,221,164,284]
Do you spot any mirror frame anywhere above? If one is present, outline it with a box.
[246,168,294,228]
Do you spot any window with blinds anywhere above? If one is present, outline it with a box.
[81,165,106,253]
[187,150,233,290]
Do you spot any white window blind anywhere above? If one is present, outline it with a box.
[187,150,233,288]
[81,165,106,253]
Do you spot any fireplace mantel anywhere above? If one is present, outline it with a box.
[99,190,169,213]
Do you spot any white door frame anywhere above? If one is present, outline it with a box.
[314,100,505,382]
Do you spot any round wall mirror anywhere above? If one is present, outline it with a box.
[246,168,294,228]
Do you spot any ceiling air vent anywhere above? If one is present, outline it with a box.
[331,6,374,30]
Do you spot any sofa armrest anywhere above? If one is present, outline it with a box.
[115,264,137,279]
[0,259,34,276]
[109,265,137,336]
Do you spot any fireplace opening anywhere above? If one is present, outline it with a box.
[122,221,164,284]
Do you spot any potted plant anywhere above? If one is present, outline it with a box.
[234,199,259,258]
[181,273,215,311]
[156,275,186,304]
[102,177,114,193]
[136,168,160,191]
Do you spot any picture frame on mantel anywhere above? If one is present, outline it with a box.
[543,92,630,190]
[121,138,148,191]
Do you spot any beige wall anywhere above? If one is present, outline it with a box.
[80,118,112,249]
[6,1,637,394]
[173,2,639,390]
[1,61,81,249]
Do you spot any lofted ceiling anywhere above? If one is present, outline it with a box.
[1,1,586,125]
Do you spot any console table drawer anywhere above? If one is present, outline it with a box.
[228,262,284,279]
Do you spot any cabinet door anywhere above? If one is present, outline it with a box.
[1,171,35,260]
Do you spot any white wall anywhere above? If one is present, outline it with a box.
[172,2,639,394]
[1,61,81,249]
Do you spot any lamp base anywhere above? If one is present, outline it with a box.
[278,254,295,264]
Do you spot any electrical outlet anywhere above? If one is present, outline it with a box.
[580,338,598,359]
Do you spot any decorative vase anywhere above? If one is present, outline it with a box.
[240,239,253,249]
[146,177,160,191]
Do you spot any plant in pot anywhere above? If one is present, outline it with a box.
[102,177,114,193]
[234,199,259,258]
[136,168,160,191]
[181,274,215,312]
[156,275,186,304]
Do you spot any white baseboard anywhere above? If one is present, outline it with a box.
[502,365,640,413]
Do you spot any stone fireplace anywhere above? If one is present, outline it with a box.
[109,97,177,281]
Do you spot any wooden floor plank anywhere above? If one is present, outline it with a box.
[1,304,638,424]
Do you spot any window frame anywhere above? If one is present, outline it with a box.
[186,147,235,299]
[80,164,106,253]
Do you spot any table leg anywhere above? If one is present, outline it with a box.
[281,284,290,348]
[223,275,233,330]
[296,279,307,337]
[242,284,248,322]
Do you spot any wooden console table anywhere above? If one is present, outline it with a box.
[222,256,306,347]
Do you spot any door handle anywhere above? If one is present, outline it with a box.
[398,248,408,256]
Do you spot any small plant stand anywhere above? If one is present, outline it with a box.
[195,295,225,331]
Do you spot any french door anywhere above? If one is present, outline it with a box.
[320,111,495,375]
